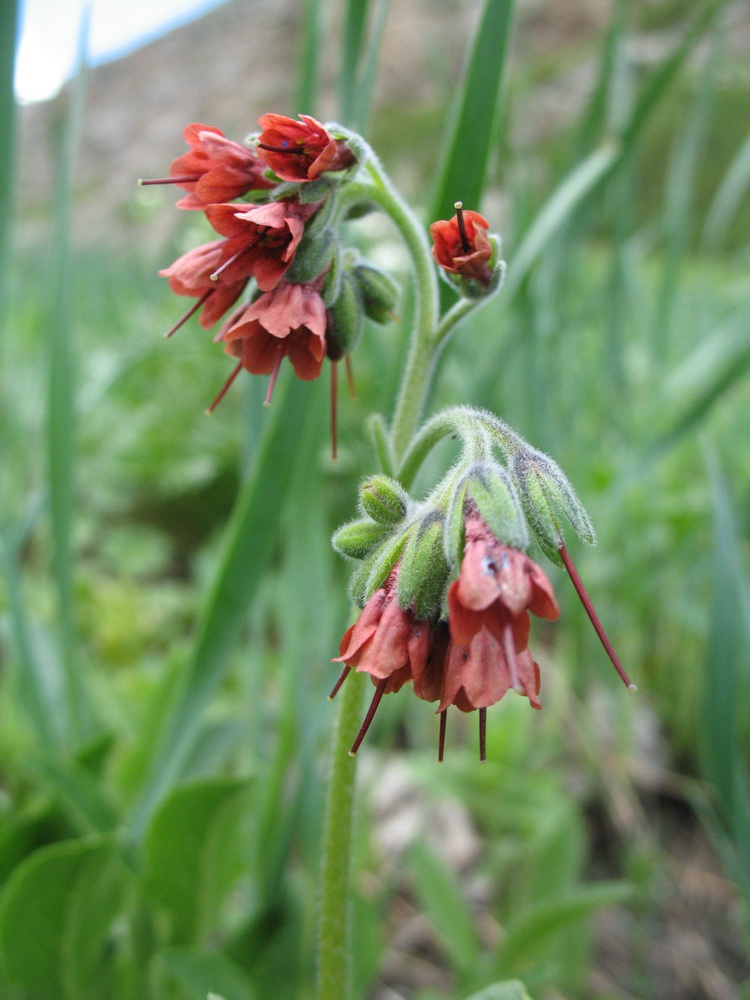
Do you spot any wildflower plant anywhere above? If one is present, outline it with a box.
[147,112,636,1000]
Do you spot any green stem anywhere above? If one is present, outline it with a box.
[315,670,366,1000]
[397,407,497,490]
[431,296,482,351]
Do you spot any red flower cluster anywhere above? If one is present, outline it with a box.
[332,512,559,759]
[148,115,360,428]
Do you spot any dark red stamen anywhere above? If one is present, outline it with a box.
[349,679,388,756]
[329,665,351,700]
[139,174,202,186]
[165,288,214,338]
[210,243,253,283]
[502,623,522,693]
[264,344,285,406]
[344,354,357,399]
[479,708,487,761]
[558,544,636,690]
[206,359,243,414]
[454,201,472,254]
[330,361,338,461]
[438,709,447,763]
[257,142,307,155]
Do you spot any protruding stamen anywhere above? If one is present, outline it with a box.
[349,679,388,755]
[210,243,253,283]
[329,665,351,700]
[438,709,447,763]
[502,623,522,693]
[165,288,214,338]
[138,174,202,186]
[344,354,357,399]
[206,359,243,414]
[257,142,307,155]
[558,544,636,690]
[454,200,472,254]
[330,360,338,461]
[264,344,285,407]
[479,708,487,762]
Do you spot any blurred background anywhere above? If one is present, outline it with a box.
[2,0,750,998]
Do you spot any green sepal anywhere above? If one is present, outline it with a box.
[348,558,374,608]
[359,475,409,525]
[332,518,392,560]
[284,227,335,285]
[465,463,528,551]
[326,272,364,360]
[397,517,450,620]
[322,248,341,307]
[362,527,413,602]
[444,477,468,569]
[439,232,506,301]
[354,261,399,324]
[512,447,596,562]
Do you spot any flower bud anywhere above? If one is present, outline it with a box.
[360,528,412,603]
[359,475,410,525]
[397,516,450,620]
[326,272,364,360]
[353,261,399,324]
[332,518,392,560]
[283,226,335,285]
[465,463,528,552]
[512,446,596,566]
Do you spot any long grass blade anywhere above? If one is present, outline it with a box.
[702,123,750,249]
[427,0,515,222]
[0,0,19,335]
[296,0,324,112]
[128,374,317,843]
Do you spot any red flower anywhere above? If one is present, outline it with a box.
[256,114,356,182]
[205,199,316,291]
[442,512,558,712]
[158,240,249,336]
[429,206,493,284]
[141,123,274,208]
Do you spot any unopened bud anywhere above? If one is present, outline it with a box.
[512,447,596,566]
[332,518,391,560]
[397,516,450,620]
[359,475,409,525]
[360,527,413,604]
[326,272,363,360]
[353,261,399,324]
[464,463,528,552]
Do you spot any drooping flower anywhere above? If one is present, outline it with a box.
[158,240,249,337]
[205,199,317,291]
[140,123,274,208]
[208,280,327,411]
[331,566,445,755]
[443,510,558,712]
[256,114,357,182]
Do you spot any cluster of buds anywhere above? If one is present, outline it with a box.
[141,115,398,456]
[331,419,634,760]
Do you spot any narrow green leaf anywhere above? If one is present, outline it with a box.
[427,0,515,222]
[408,841,480,976]
[128,374,316,842]
[142,776,251,945]
[462,982,534,1000]
[25,755,121,835]
[157,945,255,1000]
[0,0,19,338]
[703,123,750,248]
[495,882,633,974]
[0,835,125,1000]
[296,0,323,112]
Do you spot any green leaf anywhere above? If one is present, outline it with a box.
[428,0,515,222]
[462,981,534,1000]
[25,754,120,834]
[157,945,255,1000]
[0,834,125,1000]
[142,776,252,945]
[495,881,632,975]
[408,841,480,976]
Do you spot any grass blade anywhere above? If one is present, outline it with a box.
[702,123,750,249]
[128,374,317,843]
[296,0,323,112]
[427,0,515,222]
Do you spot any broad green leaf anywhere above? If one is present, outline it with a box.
[428,0,515,222]
[25,754,120,834]
[157,945,255,1000]
[0,834,124,1000]
[142,776,251,945]
[408,841,480,975]
[494,882,632,975]
[463,981,533,1000]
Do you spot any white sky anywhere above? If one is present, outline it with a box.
[15,0,227,103]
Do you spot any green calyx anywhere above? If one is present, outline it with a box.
[326,271,364,360]
[359,475,410,525]
[444,462,528,567]
[353,260,399,324]
[512,447,596,566]
[332,518,391,560]
[397,515,450,620]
